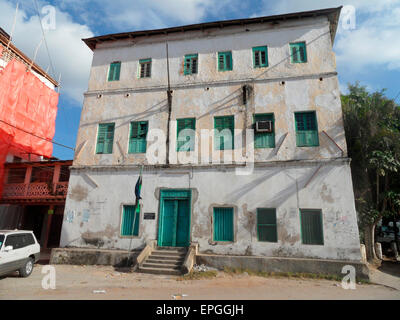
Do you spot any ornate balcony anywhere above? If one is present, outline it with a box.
[1,160,72,204]
[3,182,68,199]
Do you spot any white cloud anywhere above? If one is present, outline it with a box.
[57,0,221,31]
[0,0,94,104]
[263,0,397,15]
[260,0,400,72]
[0,0,235,106]
[335,4,400,72]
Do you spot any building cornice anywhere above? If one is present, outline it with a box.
[70,157,351,172]
[84,71,338,97]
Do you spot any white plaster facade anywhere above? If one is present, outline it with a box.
[61,8,362,261]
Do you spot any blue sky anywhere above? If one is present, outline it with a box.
[1,0,399,160]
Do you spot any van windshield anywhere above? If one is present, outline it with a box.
[0,234,4,250]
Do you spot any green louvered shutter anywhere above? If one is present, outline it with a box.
[184,54,198,75]
[253,46,268,68]
[139,59,151,78]
[218,52,232,71]
[300,209,324,245]
[254,114,275,148]
[295,112,319,147]
[96,123,115,154]
[121,205,140,236]
[108,62,121,81]
[129,121,148,153]
[290,42,307,63]
[177,118,196,151]
[214,116,234,150]
[213,207,234,242]
[257,208,277,242]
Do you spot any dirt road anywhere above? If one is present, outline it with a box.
[1,265,399,300]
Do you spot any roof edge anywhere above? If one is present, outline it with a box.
[83,6,342,51]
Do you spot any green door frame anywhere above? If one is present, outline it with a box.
[158,189,192,247]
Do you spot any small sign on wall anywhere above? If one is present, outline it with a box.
[144,212,155,220]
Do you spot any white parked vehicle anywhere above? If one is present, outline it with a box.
[0,230,40,278]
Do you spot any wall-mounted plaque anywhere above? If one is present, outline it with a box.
[144,212,155,220]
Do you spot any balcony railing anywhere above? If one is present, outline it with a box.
[2,182,69,199]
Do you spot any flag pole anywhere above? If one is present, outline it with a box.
[127,165,144,268]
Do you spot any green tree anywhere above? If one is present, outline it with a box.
[342,83,400,262]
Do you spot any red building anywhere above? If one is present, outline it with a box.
[0,160,72,249]
[0,26,68,255]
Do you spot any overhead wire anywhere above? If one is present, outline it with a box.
[32,0,57,82]
[0,119,75,151]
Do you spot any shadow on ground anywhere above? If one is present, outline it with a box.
[378,260,400,278]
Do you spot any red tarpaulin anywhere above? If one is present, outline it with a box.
[0,58,59,196]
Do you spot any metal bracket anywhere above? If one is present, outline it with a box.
[322,130,344,156]
[274,132,288,155]
[304,165,322,189]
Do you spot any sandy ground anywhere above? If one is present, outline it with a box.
[0,264,399,300]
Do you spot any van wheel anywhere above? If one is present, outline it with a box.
[19,258,34,277]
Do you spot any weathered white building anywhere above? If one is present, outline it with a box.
[61,7,363,264]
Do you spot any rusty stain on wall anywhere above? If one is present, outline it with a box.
[69,184,89,201]
[81,224,119,247]
[277,210,300,245]
[320,184,334,203]
[242,204,256,238]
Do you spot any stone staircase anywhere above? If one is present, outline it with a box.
[138,247,187,275]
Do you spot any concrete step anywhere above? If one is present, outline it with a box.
[156,246,187,252]
[146,258,184,265]
[152,249,187,255]
[136,246,188,276]
[151,251,186,258]
[142,262,182,269]
[138,266,182,276]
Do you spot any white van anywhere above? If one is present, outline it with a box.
[0,230,40,277]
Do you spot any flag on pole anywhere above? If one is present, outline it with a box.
[134,176,142,204]
[134,167,143,205]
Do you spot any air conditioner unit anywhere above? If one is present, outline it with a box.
[256,121,273,132]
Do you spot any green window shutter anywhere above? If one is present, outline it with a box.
[129,121,148,153]
[108,62,121,81]
[257,208,278,242]
[184,54,198,75]
[177,118,196,151]
[121,205,140,236]
[218,51,233,71]
[96,123,115,154]
[300,209,324,245]
[139,59,151,78]
[290,42,307,63]
[213,207,234,241]
[295,112,319,147]
[253,46,268,68]
[214,116,234,150]
[254,113,275,148]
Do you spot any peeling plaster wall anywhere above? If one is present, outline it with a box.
[73,16,345,166]
[62,16,361,262]
[60,160,361,261]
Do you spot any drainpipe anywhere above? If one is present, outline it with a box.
[242,84,253,160]
[165,42,172,165]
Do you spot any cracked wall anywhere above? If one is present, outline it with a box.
[73,16,345,167]
[61,161,362,261]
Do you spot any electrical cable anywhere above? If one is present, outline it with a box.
[0,119,75,151]
[32,0,57,80]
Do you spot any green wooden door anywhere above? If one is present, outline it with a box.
[160,200,176,246]
[176,199,190,247]
[158,190,191,247]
